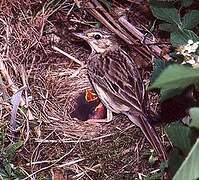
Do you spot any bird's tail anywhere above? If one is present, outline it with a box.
[127,113,167,160]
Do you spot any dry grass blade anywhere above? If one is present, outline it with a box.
[0,57,26,106]
[52,45,84,66]
[22,136,83,180]
[10,86,26,132]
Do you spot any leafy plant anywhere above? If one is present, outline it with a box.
[165,107,199,179]
[172,107,199,180]
[148,1,199,179]
[150,0,199,47]
[173,138,199,180]
[0,131,24,179]
[149,64,199,101]
[166,122,192,154]
[149,63,199,178]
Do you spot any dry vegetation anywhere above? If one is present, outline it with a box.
[0,0,169,179]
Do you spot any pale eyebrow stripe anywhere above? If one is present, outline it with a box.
[87,32,103,37]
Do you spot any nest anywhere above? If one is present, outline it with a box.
[0,0,169,178]
[0,2,122,140]
[30,64,116,138]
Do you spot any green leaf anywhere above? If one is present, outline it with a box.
[180,0,193,7]
[5,141,23,162]
[189,108,199,129]
[160,87,184,102]
[182,10,199,29]
[159,23,177,32]
[166,122,192,154]
[189,128,199,146]
[149,64,199,91]
[150,59,168,83]
[170,29,199,47]
[151,6,181,26]
[168,148,184,177]
[173,138,199,180]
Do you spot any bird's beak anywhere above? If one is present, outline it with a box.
[73,32,87,40]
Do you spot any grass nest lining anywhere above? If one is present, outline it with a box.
[0,0,166,179]
[0,0,116,138]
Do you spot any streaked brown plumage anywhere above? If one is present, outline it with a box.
[74,29,167,160]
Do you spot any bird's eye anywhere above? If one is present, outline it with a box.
[94,33,102,40]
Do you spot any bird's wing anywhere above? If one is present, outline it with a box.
[88,50,166,160]
[88,48,145,114]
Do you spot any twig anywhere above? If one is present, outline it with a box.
[22,135,83,180]
[82,0,171,62]
[34,133,114,143]
[67,2,75,16]
[52,45,84,66]
[84,1,151,62]
[75,164,94,180]
[85,2,132,44]
[70,19,96,27]
[26,158,84,166]
[30,130,56,173]
[19,168,35,180]
[58,158,84,168]
[118,16,171,61]
[91,0,137,44]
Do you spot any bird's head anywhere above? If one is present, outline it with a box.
[73,28,118,53]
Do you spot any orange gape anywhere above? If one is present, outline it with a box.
[85,88,106,118]
[85,88,99,102]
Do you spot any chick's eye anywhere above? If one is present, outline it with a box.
[94,34,102,40]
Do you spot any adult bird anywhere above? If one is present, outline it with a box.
[74,28,167,160]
